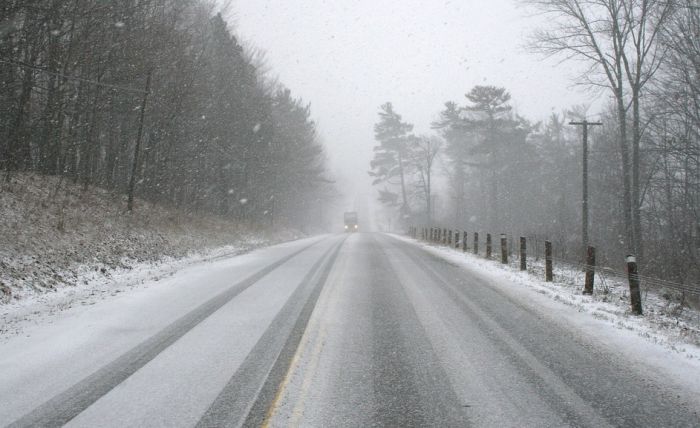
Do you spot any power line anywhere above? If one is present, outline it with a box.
[0,57,149,94]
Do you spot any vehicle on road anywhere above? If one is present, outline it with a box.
[344,211,358,232]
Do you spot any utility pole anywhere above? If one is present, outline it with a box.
[570,120,602,260]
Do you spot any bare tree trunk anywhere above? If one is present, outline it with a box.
[632,88,642,258]
[397,151,408,214]
[8,45,38,171]
[426,162,432,222]
[127,69,152,212]
[616,84,633,252]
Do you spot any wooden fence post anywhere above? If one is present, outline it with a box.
[463,231,468,252]
[473,232,479,255]
[455,230,460,249]
[486,233,492,259]
[626,255,643,315]
[583,246,595,295]
[448,230,453,246]
[545,240,553,282]
[520,237,526,271]
[500,234,508,264]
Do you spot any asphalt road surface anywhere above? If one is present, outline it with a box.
[1,233,698,427]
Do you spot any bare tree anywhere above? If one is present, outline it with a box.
[621,0,677,260]
[409,135,442,222]
[525,0,676,258]
[643,1,700,280]
[0,1,333,231]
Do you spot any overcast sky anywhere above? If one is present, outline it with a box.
[228,0,599,211]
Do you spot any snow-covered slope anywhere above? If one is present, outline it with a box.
[0,173,302,312]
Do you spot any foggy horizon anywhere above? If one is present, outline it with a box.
[230,0,601,222]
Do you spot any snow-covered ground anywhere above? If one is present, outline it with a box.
[0,173,305,339]
[393,234,700,398]
[397,235,700,353]
[0,236,333,425]
[393,235,700,397]
[1,239,279,341]
[0,174,305,301]
[1,233,698,425]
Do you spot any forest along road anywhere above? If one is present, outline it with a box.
[1,234,698,427]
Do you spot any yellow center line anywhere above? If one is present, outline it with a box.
[261,253,345,427]
[260,310,320,428]
[289,321,328,426]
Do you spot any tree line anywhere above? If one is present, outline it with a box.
[371,0,699,283]
[0,0,332,229]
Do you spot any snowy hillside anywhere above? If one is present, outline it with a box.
[0,173,303,304]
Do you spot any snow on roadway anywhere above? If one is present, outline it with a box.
[0,236,328,423]
[0,236,312,341]
[2,232,699,424]
[392,234,700,404]
[65,237,338,427]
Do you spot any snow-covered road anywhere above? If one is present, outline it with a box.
[1,233,698,427]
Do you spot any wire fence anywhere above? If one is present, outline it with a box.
[414,226,700,298]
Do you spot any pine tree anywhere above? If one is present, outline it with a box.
[369,102,414,218]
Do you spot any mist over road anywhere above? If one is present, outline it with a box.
[1,234,697,427]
